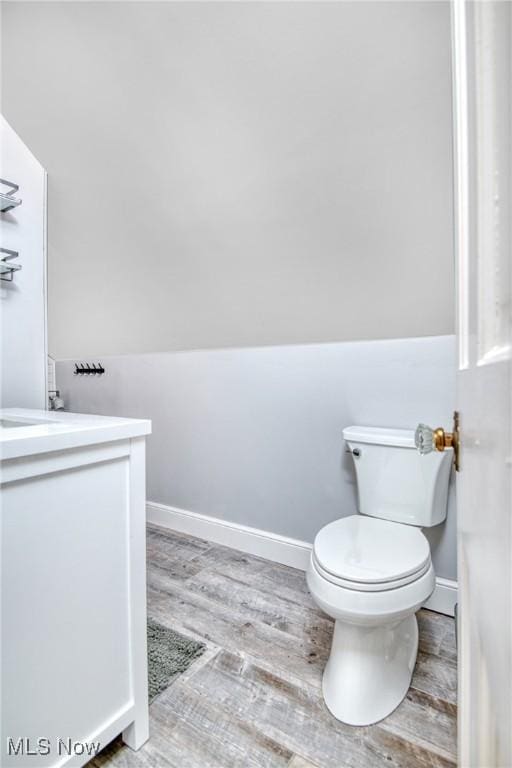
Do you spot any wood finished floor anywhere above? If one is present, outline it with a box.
[90,525,457,768]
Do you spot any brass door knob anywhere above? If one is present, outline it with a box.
[414,412,460,471]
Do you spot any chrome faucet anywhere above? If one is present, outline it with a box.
[48,390,65,411]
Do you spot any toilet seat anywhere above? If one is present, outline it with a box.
[312,515,431,593]
[312,552,431,591]
[307,554,435,625]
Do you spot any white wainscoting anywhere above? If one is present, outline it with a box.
[147,500,457,617]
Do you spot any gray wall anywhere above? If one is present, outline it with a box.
[4,3,457,581]
[56,335,457,581]
[2,1,454,359]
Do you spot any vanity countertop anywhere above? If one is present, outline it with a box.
[0,407,151,460]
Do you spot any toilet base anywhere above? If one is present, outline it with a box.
[322,614,418,726]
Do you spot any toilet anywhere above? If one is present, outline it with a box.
[307,425,452,727]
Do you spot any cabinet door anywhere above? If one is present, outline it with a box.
[1,452,132,767]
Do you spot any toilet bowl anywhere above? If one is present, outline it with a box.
[307,516,435,725]
[307,426,452,726]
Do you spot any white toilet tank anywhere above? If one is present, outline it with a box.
[343,426,452,527]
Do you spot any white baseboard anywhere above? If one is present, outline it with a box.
[423,577,458,617]
[146,501,312,571]
[146,501,457,617]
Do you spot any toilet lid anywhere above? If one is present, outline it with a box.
[313,515,430,585]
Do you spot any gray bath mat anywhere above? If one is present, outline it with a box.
[147,618,205,702]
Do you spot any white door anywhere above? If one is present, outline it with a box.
[452,1,512,765]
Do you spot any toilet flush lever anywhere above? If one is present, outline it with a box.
[414,411,460,471]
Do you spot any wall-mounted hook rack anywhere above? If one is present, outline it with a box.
[0,178,22,212]
[0,248,22,281]
[74,362,105,376]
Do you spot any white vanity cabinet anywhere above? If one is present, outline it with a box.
[0,409,151,768]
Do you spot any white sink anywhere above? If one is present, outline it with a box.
[0,417,52,429]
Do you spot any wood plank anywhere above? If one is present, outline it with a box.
[93,528,457,768]
[194,552,326,616]
[411,651,457,705]
[181,648,456,768]
[376,687,457,764]
[147,526,212,563]
[438,620,457,663]
[288,756,322,768]
[188,541,271,573]
[152,678,294,768]
[89,734,178,768]
[146,528,215,583]
[147,581,327,691]
[417,609,457,660]
[182,567,334,647]
[362,727,455,768]
[147,534,333,681]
